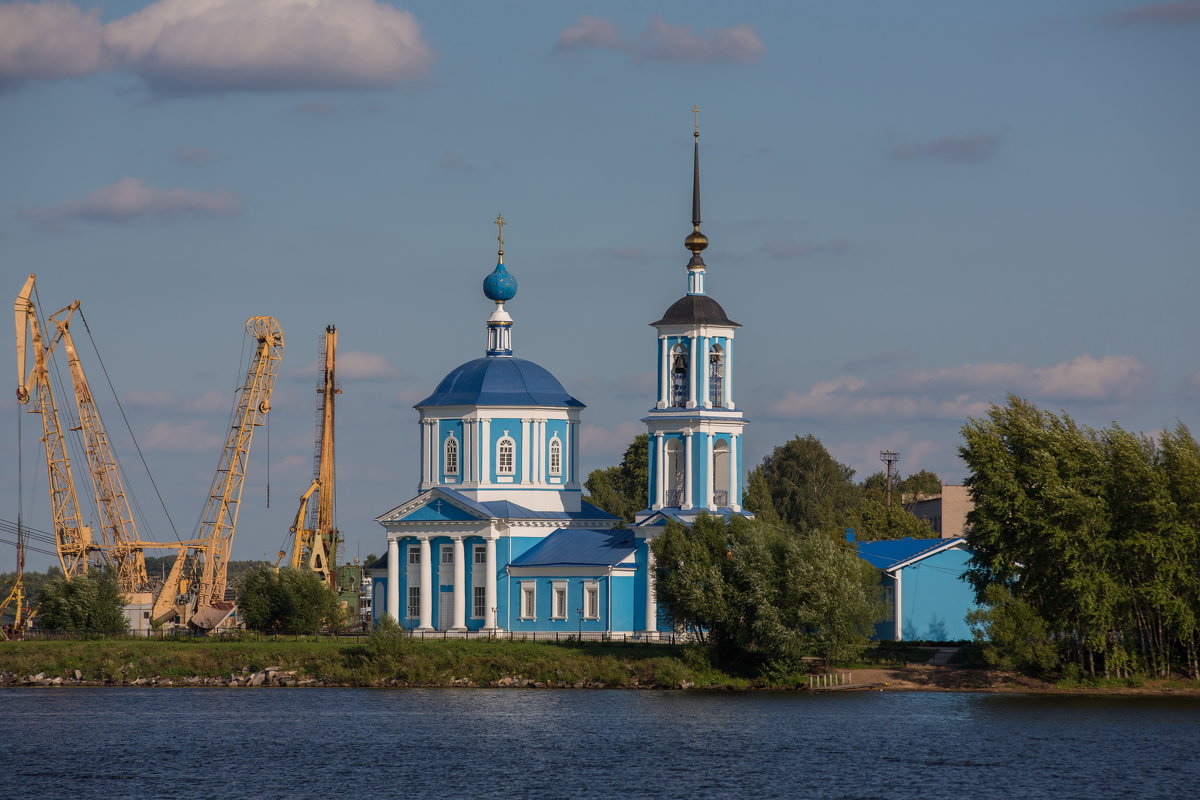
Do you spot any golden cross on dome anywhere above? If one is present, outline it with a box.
[693,104,700,138]
[494,214,506,253]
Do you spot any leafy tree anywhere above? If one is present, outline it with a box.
[745,435,859,534]
[36,571,128,634]
[237,567,343,634]
[652,514,879,672]
[584,434,649,523]
[844,499,936,541]
[860,469,942,506]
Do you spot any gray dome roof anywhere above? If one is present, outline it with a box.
[652,295,739,327]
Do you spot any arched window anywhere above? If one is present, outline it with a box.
[496,436,516,475]
[443,434,459,476]
[712,439,730,507]
[671,344,688,407]
[708,344,724,408]
[549,436,562,476]
[665,438,684,506]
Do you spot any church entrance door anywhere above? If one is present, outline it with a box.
[438,591,454,630]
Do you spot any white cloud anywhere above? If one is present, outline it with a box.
[554,15,764,64]
[291,350,400,382]
[125,388,232,413]
[770,354,1151,421]
[0,1,103,87]
[141,420,222,453]
[103,0,433,94]
[21,177,242,226]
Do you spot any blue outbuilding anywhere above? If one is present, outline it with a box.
[855,536,980,642]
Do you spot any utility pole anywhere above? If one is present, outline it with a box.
[880,450,899,508]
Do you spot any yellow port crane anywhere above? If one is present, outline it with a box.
[286,325,340,586]
[190,316,283,624]
[13,274,93,578]
[47,300,149,593]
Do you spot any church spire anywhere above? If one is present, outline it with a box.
[483,214,517,357]
[684,105,709,294]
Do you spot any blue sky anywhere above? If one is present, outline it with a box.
[2,0,1198,571]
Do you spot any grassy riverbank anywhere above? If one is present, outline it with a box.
[4,638,1198,693]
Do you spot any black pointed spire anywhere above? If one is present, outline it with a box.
[685,105,709,268]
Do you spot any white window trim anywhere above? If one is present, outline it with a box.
[473,544,487,564]
[520,581,537,620]
[583,581,600,620]
[407,545,421,565]
[496,436,517,476]
[443,433,460,476]
[440,544,454,565]
[472,585,486,619]
[548,435,562,476]
[551,581,568,620]
[407,585,420,619]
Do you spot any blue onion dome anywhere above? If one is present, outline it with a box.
[483,262,517,302]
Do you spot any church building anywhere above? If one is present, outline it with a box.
[371,120,751,636]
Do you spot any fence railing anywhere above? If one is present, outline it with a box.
[13,628,687,645]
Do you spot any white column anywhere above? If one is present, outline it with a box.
[417,537,433,631]
[520,418,531,483]
[569,421,580,487]
[419,421,429,487]
[462,420,472,483]
[705,433,716,511]
[682,430,693,509]
[725,338,734,409]
[687,336,697,408]
[700,337,711,409]
[484,531,499,631]
[386,537,400,622]
[892,571,903,641]
[653,432,665,509]
[729,434,741,512]
[658,336,668,409]
[451,536,467,631]
[479,418,490,484]
[643,543,657,637]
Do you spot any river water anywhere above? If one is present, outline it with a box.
[2,688,1197,799]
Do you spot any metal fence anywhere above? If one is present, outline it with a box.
[13,628,688,646]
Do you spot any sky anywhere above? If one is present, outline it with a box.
[2,0,1198,572]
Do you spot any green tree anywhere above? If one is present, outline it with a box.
[860,469,942,506]
[237,567,343,634]
[745,435,859,534]
[652,514,879,673]
[584,434,649,523]
[844,499,936,541]
[36,571,128,634]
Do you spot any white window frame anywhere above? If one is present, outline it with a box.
[552,581,568,620]
[520,582,537,620]
[473,544,487,564]
[472,585,486,619]
[440,544,454,565]
[549,435,562,476]
[496,436,516,475]
[583,581,600,620]
[407,545,421,565]
[407,585,420,619]
[443,433,459,476]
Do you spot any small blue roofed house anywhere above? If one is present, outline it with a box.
[853,535,979,642]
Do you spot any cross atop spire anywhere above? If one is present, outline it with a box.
[684,105,709,283]
[495,213,506,262]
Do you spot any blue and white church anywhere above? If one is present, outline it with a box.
[372,124,751,636]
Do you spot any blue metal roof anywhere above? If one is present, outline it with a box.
[855,537,960,570]
[416,357,584,408]
[509,529,637,567]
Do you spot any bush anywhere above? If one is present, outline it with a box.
[237,567,342,634]
[36,571,128,634]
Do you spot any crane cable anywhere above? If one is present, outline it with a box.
[78,306,181,542]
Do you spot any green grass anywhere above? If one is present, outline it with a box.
[0,638,751,688]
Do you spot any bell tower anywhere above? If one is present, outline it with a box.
[638,108,748,520]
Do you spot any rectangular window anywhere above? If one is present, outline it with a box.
[552,581,568,620]
[520,582,536,620]
[473,545,487,564]
[584,582,600,619]
[408,546,421,565]
[407,586,420,619]
[441,545,454,565]
[473,585,486,619]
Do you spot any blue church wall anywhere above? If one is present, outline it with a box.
[488,417,524,483]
